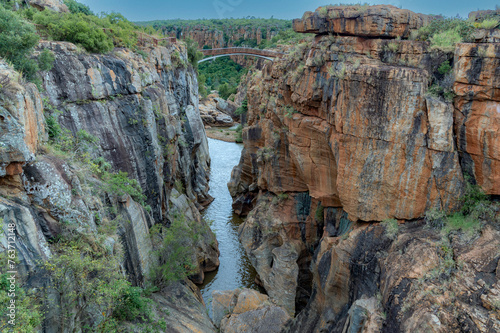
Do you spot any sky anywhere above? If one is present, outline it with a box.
[78,0,499,22]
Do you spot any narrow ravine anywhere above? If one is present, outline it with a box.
[199,138,260,317]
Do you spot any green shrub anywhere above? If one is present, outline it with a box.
[315,203,324,223]
[437,60,452,75]
[425,208,447,229]
[151,213,198,285]
[415,17,475,43]
[235,99,248,116]
[443,212,479,235]
[478,18,499,29]
[381,218,399,240]
[425,177,497,236]
[33,11,113,53]
[430,29,462,52]
[185,38,204,70]
[235,124,243,143]
[198,74,208,98]
[198,57,247,99]
[284,105,297,118]
[102,171,146,204]
[329,62,346,79]
[170,50,187,68]
[38,49,55,71]
[33,10,139,53]
[45,114,62,139]
[218,82,237,100]
[113,286,152,322]
[461,179,488,215]
[0,6,39,80]
[0,270,43,332]
[63,0,94,15]
[43,246,129,331]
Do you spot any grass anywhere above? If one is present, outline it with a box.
[381,218,399,240]
[425,177,498,236]
[478,18,499,29]
[430,29,462,52]
[329,62,346,79]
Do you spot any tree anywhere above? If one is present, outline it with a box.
[0,6,39,80]
[43,246,129,331]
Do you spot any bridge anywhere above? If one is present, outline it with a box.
[199,47,284,63]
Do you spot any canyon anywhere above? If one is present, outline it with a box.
[0,1,499,333]
[227,4,500,332]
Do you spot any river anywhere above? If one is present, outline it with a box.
[199,138,260,317]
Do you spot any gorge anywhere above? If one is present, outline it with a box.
[0,1,499,333]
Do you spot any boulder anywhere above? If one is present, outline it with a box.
[199,93,236,126]
[151,281,217,333]
[28,0,69,12]
[211,288,290,333]
[212,288,269,328]
[215,97,238,119]
[221,305,290,333]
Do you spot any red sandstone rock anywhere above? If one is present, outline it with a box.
[230,33,464,222]
[454,43,500,195]
[293,5,429,38]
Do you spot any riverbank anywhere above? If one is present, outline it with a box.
[205,126,241,143]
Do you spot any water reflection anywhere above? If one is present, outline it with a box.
[199,138,259,317]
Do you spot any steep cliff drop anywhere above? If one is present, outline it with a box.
[0,32,219,331]
[229,5,500,332]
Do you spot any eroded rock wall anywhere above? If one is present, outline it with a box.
[0,41,217,332]
[230,5,500,331]
[230,34,465,223]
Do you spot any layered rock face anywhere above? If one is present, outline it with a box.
[0,62,44,177]
[230,35,464,223]
[0,40,218,331]
[230,5,500,331]
[293,5,429,38]
[164,26,280,50]
[454,43,500,195]
[286,222,500,332]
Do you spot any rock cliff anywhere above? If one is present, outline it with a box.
[0,39,218,331]
[229,5,500,331]
[163,25,280,50]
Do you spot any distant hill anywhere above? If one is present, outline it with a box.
[135,18,300,49]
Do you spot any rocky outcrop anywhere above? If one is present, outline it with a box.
[28,0,68,13]
[40,40,211,217]
[293,5,429,38]
[149,281,217,333]
[230,5,500,329]
[454,43,500,195]
[286,222,500,332]
[231,34,464,223]
[212,288,291,333]
[169,188,219,283]
[163,26,281,50]
[238,193,324,315]
[199,92,237,127]
[0,39,218,332]
[0,61,44,177]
